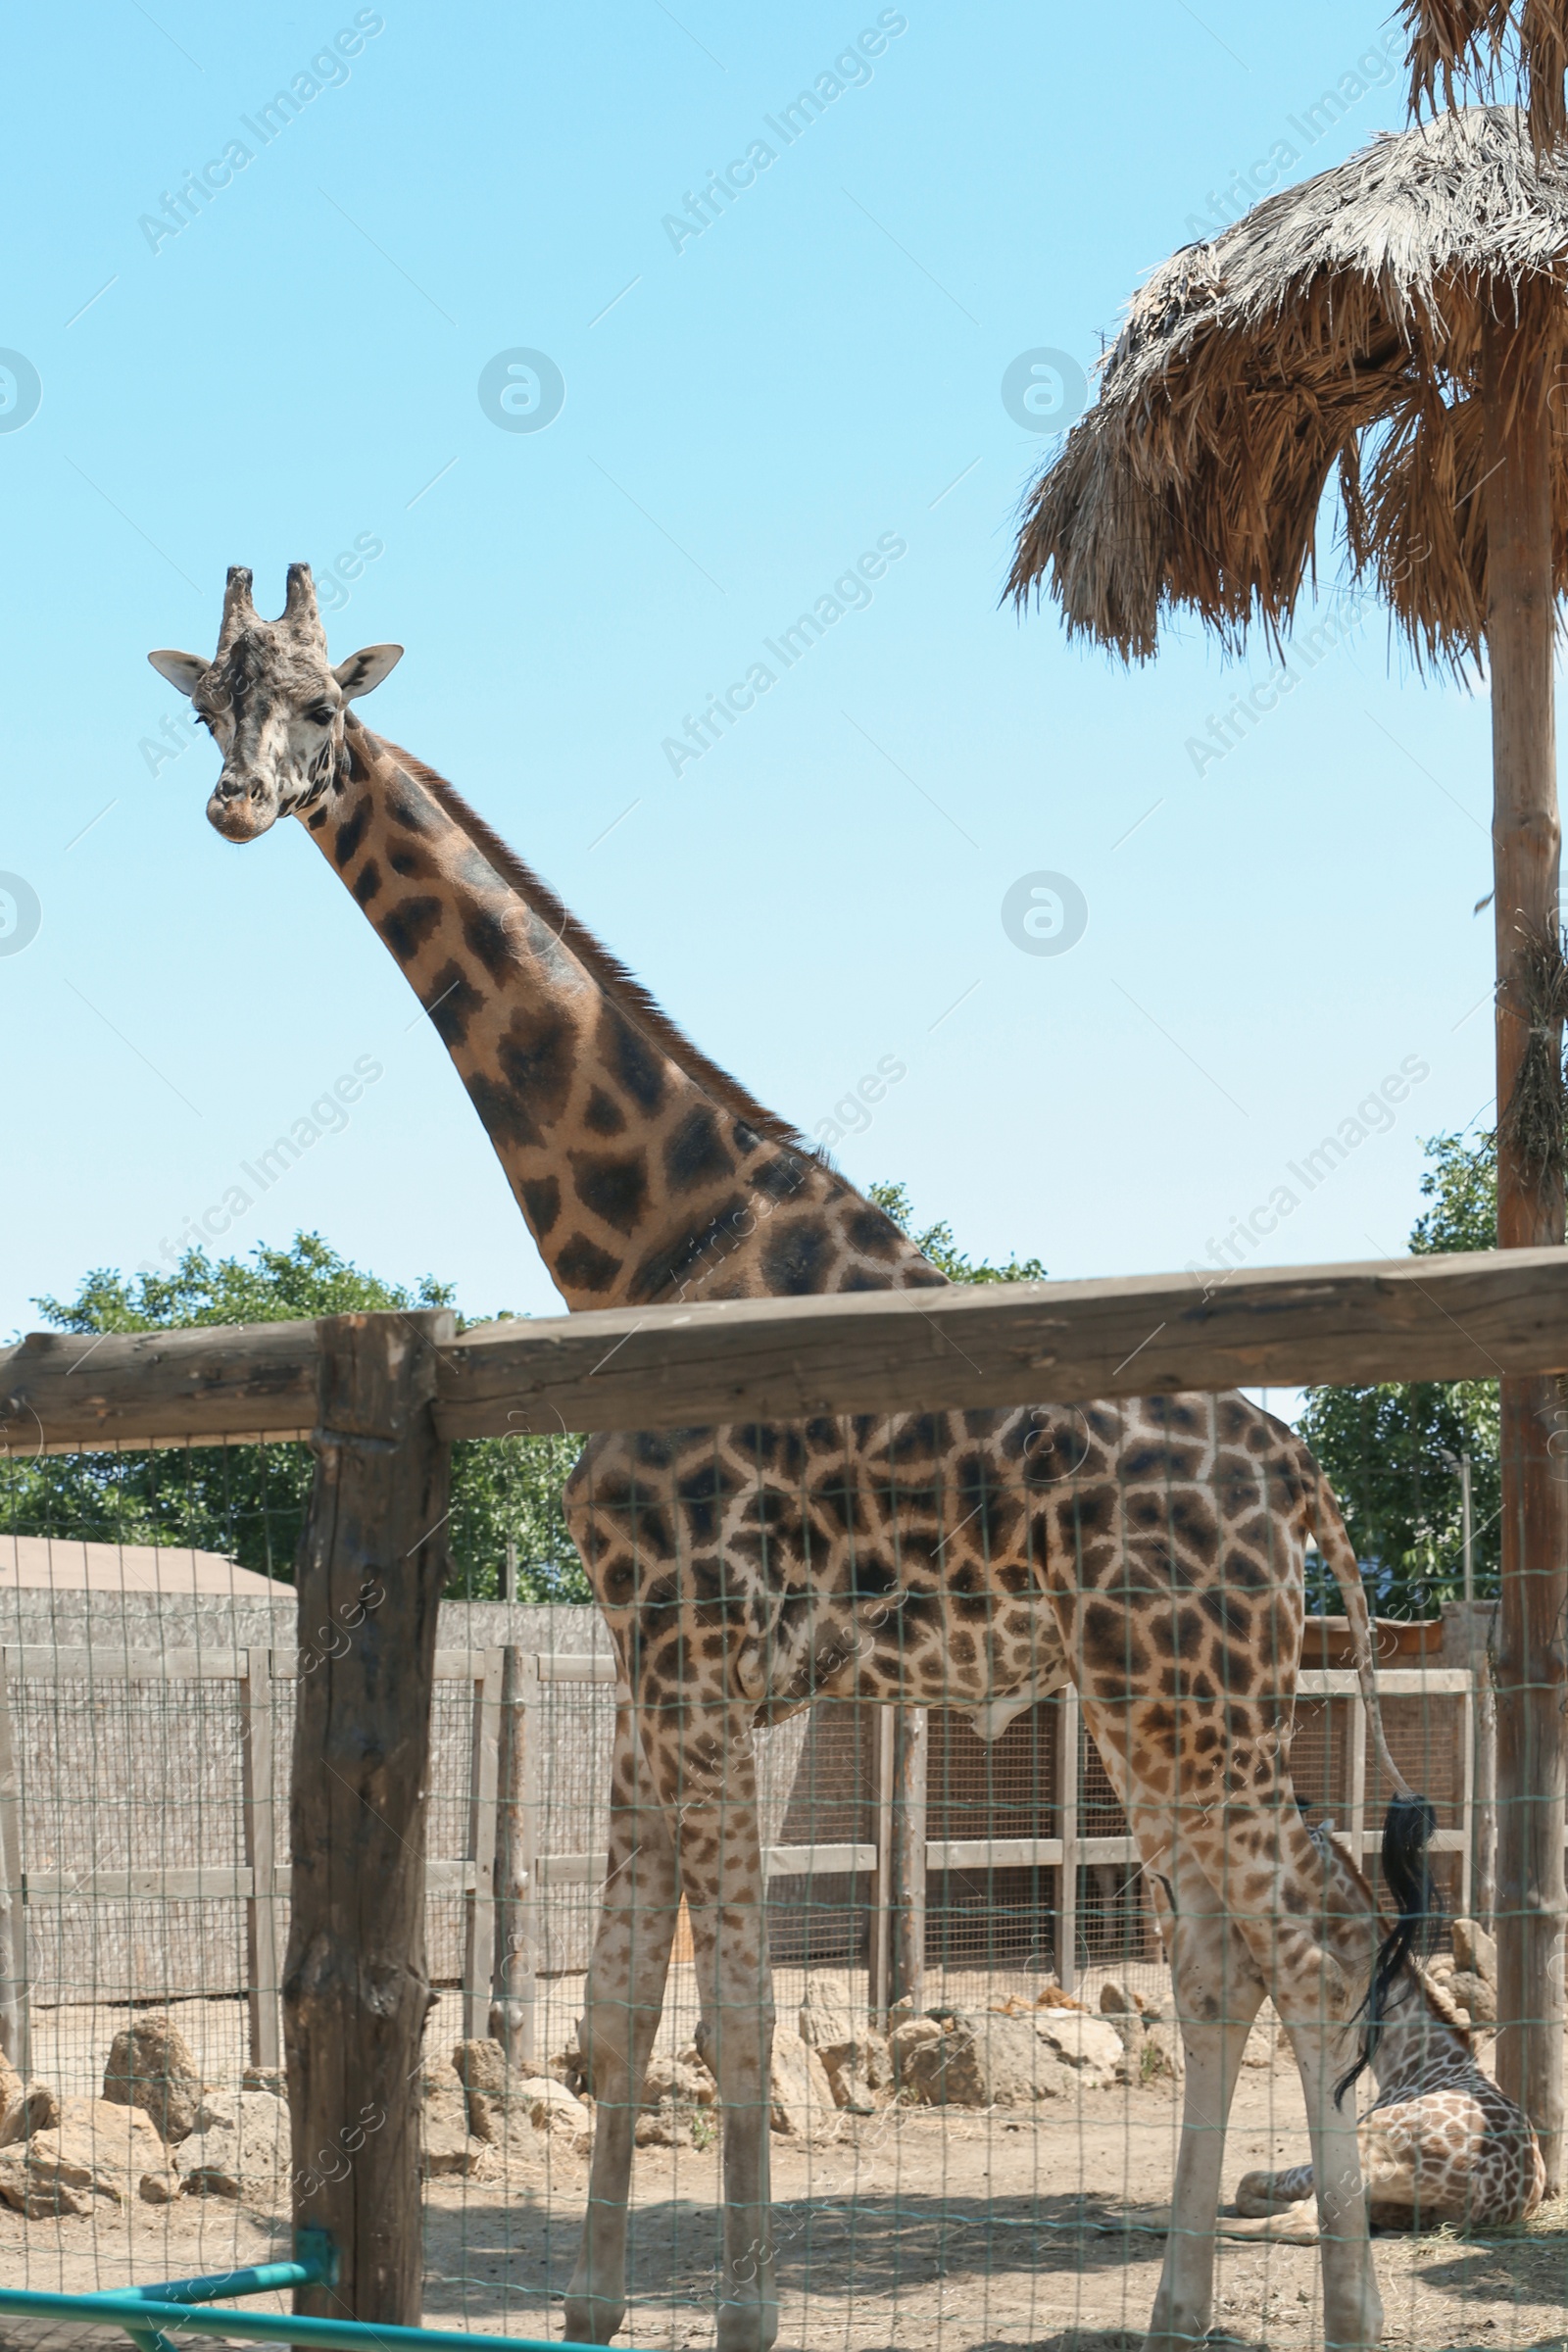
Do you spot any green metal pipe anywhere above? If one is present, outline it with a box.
[84,2261,322,2307]
[0,2285,601,2352]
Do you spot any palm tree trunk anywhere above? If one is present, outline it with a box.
[1482,294,1567,2194]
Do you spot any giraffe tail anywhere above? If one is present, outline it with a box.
[1302,1451,1442,2102]
[1302,1455,1414,1802]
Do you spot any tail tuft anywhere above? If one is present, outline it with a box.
[1334,1793,1440,2106]
[1382,1792,1441,1947]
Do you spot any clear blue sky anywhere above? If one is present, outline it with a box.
[0,1,1510,1340]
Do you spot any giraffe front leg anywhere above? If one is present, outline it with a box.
[1236,2119,1416,2227]
[674,1703,778,2352]
[1139,1847,1266,2352]
[564,1705,681,2347]
[1233,2162,1316,2218]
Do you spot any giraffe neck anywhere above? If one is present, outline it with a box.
[300,720,943,1311]
[1362,1970,1473,2092]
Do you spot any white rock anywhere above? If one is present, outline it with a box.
[798,1985,858,2053]
[768,2029,836,2138]
[1450,1969,1497,2025]
[634,2102,692,2147]
[180,2090,288,2198]
[824,2064,878,2114]
[799,1990,889,2106]
[0,2147,86,2217]
[0,2051,55,2149]
[642,2051,714,2110]
[1140,2019,1185,2082]
[421,2084,487,2179]
[889,2017,944,2082]
[1029,2009,1124,2087]
[897,2013,1075,2108]
[22,2097,172,2207]
[1452,1917,1498,1985]
[452,2037,509,2098]
[102,2016,203,2143]
[518,2075,590,2129]
[1243,2004,1284,2070]
[514,2075,592,2154]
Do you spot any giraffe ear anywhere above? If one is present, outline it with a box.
[333,644,404,701]
[148,649,207,696]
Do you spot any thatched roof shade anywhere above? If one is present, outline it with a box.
[1007,107,1568,668]
[1404,0,1568,156]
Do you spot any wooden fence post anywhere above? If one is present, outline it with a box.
[1459,1679,1476,1922]
[462,1649,503,2041]
[888,1706,927,2014]
[869,1709,896,2028]
[1054,1690,1079,1996]
[0,1653,29,2078]
[491,1648,539,2069]
[241,1647,281,2073]
[284,1308,454,2331]
[1484,295,1568,2194]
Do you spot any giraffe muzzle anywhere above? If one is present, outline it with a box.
[207,772,280,843]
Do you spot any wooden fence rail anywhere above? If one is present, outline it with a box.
[2,1246,1566,1452]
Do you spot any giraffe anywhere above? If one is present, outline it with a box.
[151,565,1439,2352]
[1230,1822,1544,2231]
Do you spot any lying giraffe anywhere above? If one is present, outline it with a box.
[1231,1823,1543,2231]
[152,566,1437,2352]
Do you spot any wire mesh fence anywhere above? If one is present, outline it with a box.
[0,1363,1560,2352]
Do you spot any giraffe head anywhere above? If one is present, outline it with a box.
[149,564,403,841]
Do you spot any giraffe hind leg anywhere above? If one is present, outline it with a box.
[564,1704,682,2347]
[670,1698,780,2352]
[1212,1803,1386,2349]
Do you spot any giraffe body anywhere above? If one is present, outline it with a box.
[151,568,1442,2352]
[1234,1831,1544,2231]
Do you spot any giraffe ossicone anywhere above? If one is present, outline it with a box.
[154,567,1472,2352]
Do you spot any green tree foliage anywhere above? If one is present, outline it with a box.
[870,1182,1048,1284]
[1298,1133,1499,1617]
[32,1234,454,1336]
[3,1234,586,1600]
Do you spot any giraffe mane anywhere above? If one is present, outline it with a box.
[1412,1960,1476,2045]
[361,727,818,1158]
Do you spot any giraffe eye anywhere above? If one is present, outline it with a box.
[306,702,334,726]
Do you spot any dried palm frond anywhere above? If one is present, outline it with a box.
[1405,0,1568,161]
[1008,109,1568,669]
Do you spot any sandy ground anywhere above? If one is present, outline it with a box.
[0,1974,1563,2352]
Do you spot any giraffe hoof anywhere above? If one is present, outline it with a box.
[714,2295,780,2352]
[562,2293,625,2344]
